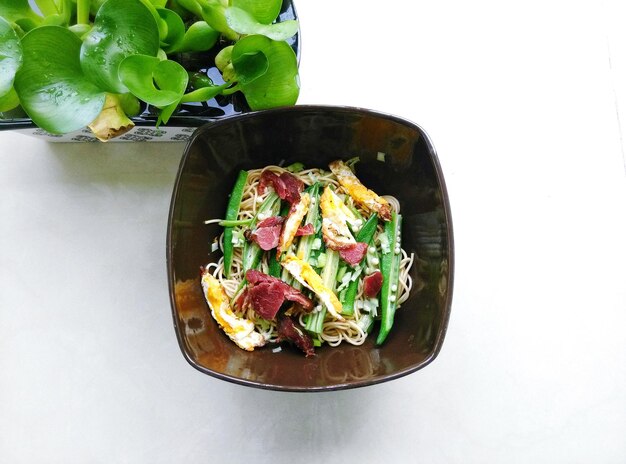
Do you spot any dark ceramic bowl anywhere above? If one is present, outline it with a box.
[167,105,454,391]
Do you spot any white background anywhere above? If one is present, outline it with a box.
[2,0,625,462]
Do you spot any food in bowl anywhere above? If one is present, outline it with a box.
[167,106,453,390]
[200,159,415,356]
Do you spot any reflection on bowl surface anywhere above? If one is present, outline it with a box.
[167,105,453,391]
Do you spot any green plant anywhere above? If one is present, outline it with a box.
[0,0,299,140]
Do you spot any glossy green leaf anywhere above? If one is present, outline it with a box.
[174,0,202,18]
[0,86,20,112]
[156,101,177,126]
[188,72,213,89]
[118,92,141,117]
[15,18,40,32]
[42,14,67,26]
[215,45,233,71]
[158,8,185,52]
[232,49,268,85]
[33,0,59,17]
[177,0,235,38]
[174,21,219,53]
[198,0,238,41]
[81,0,160,94]
[0,0,42,23]
[118,54,188,107]
[0,16,22,96]
[226,7,297,41]
[232,0,282,24]
[89,0,108,16]
[232,35,299,110]
[14,26,106,134]
[138,0,168,41]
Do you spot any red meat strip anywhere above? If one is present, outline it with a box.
[247,282,289,320]
[258,170,304,204]
[295,223,315,236]
[337,242,369,266]
[244,270,314,319]
[256,216,284,228]
[363,270,383,298]
[249,216,284,250]
[278,172,304,204]
[277,316,315,357]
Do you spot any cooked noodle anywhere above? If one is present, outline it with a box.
[206,165,414,347]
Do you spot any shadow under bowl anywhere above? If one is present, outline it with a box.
[167,105,454,391]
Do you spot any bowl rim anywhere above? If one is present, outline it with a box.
[166,104,454,391]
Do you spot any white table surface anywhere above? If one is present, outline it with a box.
[2,1,625,462]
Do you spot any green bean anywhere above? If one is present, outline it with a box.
[376,211,402,345]
[222,170,247,278]
[340,213,379,315]
[218,218,253,227]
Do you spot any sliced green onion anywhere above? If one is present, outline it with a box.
[341,213,379,315]
[222,170,247,278]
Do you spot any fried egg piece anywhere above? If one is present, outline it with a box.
[277,192,310,258]
[319,186,359,249]
[281,254,344,321]
[201,270,265,351]
[329,159,392,221]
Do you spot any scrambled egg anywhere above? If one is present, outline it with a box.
[201,270,265,351]
[329,160,392,221]
[278,192,310,258]
[281,254,344,321]
[319,186,359,249]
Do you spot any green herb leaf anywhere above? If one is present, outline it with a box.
[0,16,22,97]
[13,26,106,134]
[232,34,299,110]
[118,54,188,107]
[81,0,160,94]
[231,0,282,24]
[226,7,298,41]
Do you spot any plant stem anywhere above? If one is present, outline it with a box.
[221,84,241,96]
[76,0,90,25]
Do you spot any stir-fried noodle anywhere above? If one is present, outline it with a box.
[204,165,414,347]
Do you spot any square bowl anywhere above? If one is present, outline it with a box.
[167,105,454,391]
